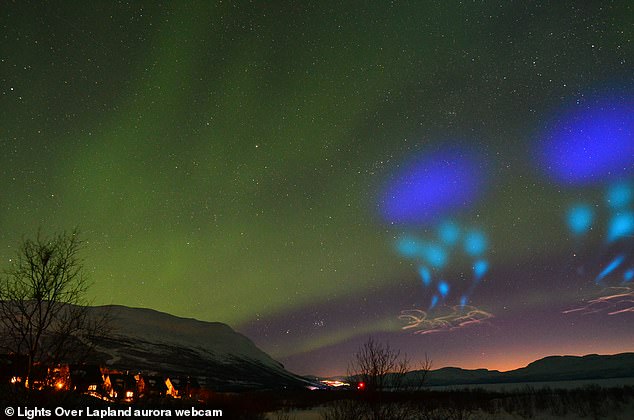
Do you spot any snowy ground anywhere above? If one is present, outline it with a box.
[425,376,634,392]
[265,380,634,419]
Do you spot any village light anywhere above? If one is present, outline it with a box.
[126,391,134,399]
[320,380,350,388]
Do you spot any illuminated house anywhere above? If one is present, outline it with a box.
[0,354,208,402]
[69,364,104,394]
[29,364,50,390]
[0,354,27,386]
[47,365,70,391]
[167,376,201,400]
[165,377,179,398]
[104,373,138,402]
[142,375,169,398]
[0,356,71,391]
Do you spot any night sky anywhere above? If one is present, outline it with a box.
[1,1,633,376]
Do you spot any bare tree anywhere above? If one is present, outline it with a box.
[413,352,433,390]
[348,337,411,393]
[323,338,434,420]
[0,229,108,388]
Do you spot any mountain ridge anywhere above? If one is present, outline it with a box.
[404,352,634,386]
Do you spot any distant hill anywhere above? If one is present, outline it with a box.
[82,305,311,391]
[404,353,634,387]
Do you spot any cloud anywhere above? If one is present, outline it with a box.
[399,305,493,335]
[562,287,634,316]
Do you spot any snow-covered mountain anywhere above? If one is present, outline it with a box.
[84,305,309,391]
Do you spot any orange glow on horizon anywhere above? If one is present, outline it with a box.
[434,342,634,373]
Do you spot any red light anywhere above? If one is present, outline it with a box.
[357,382,365,391]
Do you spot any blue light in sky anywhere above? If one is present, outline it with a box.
[438,281,450,297]
[608,211,634,242]
[624,268,634,283]
[438,220,460,246]
[430,295,439,309]
[464,230,487,256]
[536,96,634,185]
[567,204,594,236]
[380,147,487,224]
[473,259,489,281]
[423,243,448,269]
[395,236,448,268]
[606,182,633,209]
[596,255,625,283]
[418,266,431,286]
[395,236,421,258]
[460,296,468,306]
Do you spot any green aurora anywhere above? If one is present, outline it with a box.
[1,1,632,374]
